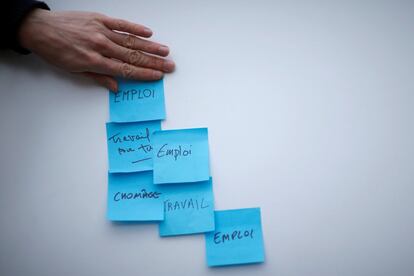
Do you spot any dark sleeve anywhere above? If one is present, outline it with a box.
[1,0,50,54]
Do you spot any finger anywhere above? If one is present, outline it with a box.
[101,41,175,72]
[91,57,164,81]
[106,31,169,57]
[100,16,152,38]
[82,72,118,92]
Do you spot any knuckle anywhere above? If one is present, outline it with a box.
[120,63,133,78]
[148,70,158,79]
[147,57,162,69]
[88,14,104,29]
[150,58,164,69]
[156,58,165,69]
[85,53,101,68]
[124,35,135,49]
[143,43,155,53]
[128,50,146,66]
[116,19,126,30]
[91,33,107,50]
[92,12,104,21]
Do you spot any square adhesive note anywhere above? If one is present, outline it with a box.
[205,208,265,267]
[107,171,164,221]
[152,128,210,184]
[106,120,161,173]
[109,78,166,122]
[158,178,215,236]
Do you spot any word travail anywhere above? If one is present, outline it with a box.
[105,78,265,267]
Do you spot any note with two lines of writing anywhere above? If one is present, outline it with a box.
[106,120,160,173]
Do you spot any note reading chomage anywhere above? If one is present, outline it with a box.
[106,120,161,173]
[158,178,215,236]
[205,208,265,267]
[109,78,166,122]
[105,74,266,268]
[152,128,210,184]
[107,171,164,221]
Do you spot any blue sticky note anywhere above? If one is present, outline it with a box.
[205,208,265,267]
[107,171,164,221]
[106,120,161,173]
[152,128,210,184]
[109,78,166,122]
[158,178,215,236]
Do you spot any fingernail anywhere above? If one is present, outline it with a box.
[163,60,175,72]
[144,28,152,36]
[153,70,163,79]
[159,46,169,55]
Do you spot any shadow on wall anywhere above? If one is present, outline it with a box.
[0,50,98,94]
[207,259,269,273]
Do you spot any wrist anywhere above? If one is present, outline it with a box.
[18,8,51,51]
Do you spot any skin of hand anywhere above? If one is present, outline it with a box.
[17,9,175,92]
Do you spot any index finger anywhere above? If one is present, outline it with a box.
[101,16,153,38]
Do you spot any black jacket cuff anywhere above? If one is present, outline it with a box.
[2,0,50,54]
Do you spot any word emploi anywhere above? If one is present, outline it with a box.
[113,88,156,102]
[105,78,264,266]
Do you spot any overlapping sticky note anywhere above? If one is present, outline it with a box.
[105,78,265,268]
[158,178,214,236]
[152,128,210,184]
[205,208,265,266]
[107,171,164,221]
[106,120,160,173]
[109,78,166,122]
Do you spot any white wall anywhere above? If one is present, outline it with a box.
[0,1,413,275]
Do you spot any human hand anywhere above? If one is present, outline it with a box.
[18,9,175,92]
